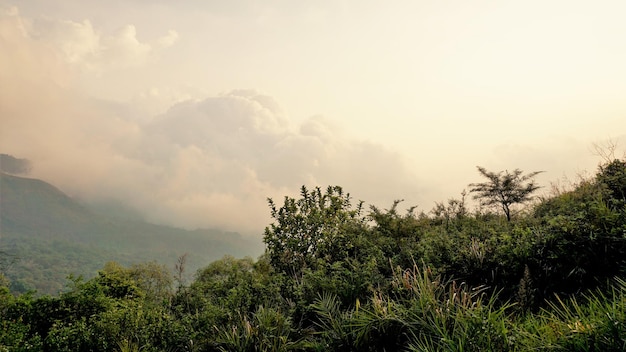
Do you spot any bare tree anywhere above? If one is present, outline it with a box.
[592,138,625,164]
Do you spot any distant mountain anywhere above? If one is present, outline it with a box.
[0,172,264,295]
[0,154,32,175]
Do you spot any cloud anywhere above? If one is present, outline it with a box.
[0,7,421,235]
[140,92,421,231]
[6,4,620,235]
[24,10,177,74]
[156,29,179,48]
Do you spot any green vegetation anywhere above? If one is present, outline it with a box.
[0,172,262,294]
[469,167,542,221]
[1,159,626,351]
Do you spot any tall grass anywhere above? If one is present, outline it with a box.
[313,265,626,351]
[215,306,310,352]
[312,264,515,351]
[395,265,514,351]
[217,265,626,351]
[519,278,626,351]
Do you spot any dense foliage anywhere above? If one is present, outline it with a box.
[1,159,626,351]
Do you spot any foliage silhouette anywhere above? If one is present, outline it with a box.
[469,167,543,221]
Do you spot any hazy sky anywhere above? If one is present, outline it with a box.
[2,1,625,235]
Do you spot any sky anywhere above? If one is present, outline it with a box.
[1,0,625,236]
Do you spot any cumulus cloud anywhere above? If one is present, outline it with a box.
[22,9,177,74]
[0,7,421,235]
[137,92,421,232]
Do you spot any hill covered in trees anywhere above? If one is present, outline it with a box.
[1,158,626,351]
[0,172,263,294]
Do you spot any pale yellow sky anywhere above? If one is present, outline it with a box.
[1,1,625,234]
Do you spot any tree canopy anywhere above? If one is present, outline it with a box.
[469,167,543,221]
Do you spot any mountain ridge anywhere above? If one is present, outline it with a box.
[0,172,263,294]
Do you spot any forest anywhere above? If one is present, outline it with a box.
[0,168,261,295]
[1,158,626,351]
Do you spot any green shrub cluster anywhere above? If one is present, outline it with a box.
[1,159,626,351]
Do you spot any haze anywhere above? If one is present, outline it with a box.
[1,0,625,235]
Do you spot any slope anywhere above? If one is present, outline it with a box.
[0,172,263,294]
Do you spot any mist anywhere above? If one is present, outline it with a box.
[0,6,425,235]
[2,3,625,236]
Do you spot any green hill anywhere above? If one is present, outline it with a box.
[0,172,263,294]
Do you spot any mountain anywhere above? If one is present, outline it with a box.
[0,154,31,175]
[0,172,264,295]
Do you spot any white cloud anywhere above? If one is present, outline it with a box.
[7,2,620,237]
[156,29,178,48]
[139,92,421,231]
[0,7,421,234]
[26,12,177,74]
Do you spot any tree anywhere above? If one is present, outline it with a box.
[263,185,365,280]
[0,248,17,279]
[596,158,626,210]
[263,186,380,310]
[469,167,542,222]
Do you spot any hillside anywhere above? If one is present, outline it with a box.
[0,172,263,294]
[1,159,626,351]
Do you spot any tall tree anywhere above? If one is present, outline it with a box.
[263,185,364,280]
[469,167,542,221]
